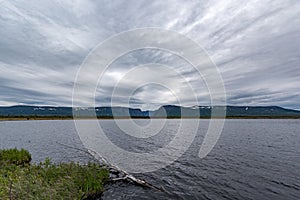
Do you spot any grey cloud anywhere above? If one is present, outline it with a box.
[0,0,299,110]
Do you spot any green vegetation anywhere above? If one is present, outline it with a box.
[0,116,74,121]
[1,115,300,121]
[0,148,31,166]
[0,149,109,199]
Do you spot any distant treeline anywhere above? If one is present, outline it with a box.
[1,115,300,120]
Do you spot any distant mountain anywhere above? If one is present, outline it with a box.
[150,105,300,118]
[0,105,300,118]
[0,106,72,117]
[0,106,149,118]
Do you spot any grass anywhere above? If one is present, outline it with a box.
[0,148,109,199]
[0,148,31,166]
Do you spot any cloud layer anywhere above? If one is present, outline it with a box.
[0,0,299,110]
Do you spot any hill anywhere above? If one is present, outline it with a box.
[0,105,299,119]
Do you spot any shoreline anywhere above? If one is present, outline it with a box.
[1,116,300,121]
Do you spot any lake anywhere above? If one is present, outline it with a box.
[0,119,299,200]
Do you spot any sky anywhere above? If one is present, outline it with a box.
[0,0,299,110]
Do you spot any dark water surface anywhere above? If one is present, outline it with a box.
[0,119,299,200]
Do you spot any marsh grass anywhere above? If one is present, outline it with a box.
[0,149,109,199]
[0,148,31,166]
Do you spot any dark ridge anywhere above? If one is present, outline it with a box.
[0,105,299,118]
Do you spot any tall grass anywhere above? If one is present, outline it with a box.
[0,148,31,166]
[0,149,109,199]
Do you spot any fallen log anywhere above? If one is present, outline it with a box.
[87,149,166,192]
[56,142,166,192]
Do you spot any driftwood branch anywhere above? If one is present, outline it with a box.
[87,149,166,192]
[57,142,166,192]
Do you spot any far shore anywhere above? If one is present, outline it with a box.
[1,116,300,121]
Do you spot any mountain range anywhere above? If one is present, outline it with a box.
[0,105,300,118]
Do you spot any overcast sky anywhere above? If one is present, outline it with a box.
[0,0,299,110]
